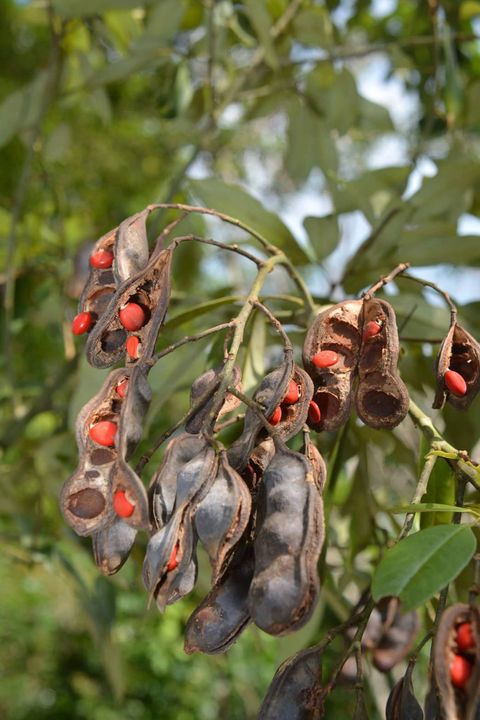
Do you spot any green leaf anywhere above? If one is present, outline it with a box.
[0,72,48,149]
[303,215,339,261]
[293,7,333,48]
[286,98,337,183]
[188,178,311,265]
[52,0,152,16]
[420,458,456,528]
[164,295,242,330]
[242,312,266,393]
[390,503,479,518]
[460,1,480,21]
[372,525,477,610]
[244,0,278,69]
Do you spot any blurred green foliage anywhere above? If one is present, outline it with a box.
[1,0,480,717]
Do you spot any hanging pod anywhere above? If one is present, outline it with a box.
[433,323,480,410]
[355,298,409,429]
[185,364,242,434]
[92,518,137,576]
[303,300,363,432]
[386,662,424,720]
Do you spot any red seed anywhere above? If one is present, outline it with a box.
[166,543,179,572]
[89,420,117,447]
[113,489,135,518]
[269,406,282,426]
[115,378,129,398]
[126,336,141,360]
[72,311,93,335]
[363,320,382,341]
[119,302,147,331]
[283,379,300,405]
[311,350,338,368]
[445,369,467,397]
[90,249,114,269]
[308,400,321,424]
[457,623,475,652]
[450,654,472,688]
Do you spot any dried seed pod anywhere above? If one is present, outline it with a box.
[112,209,150,284]
[227,357,294,472]
[92,518,137,576]
[149,433,207,529]
[275,366,313,441]
[433,323,480,410]
[432,603,480,720]
[248,444,324,636]
[85,244,174,368]
[258,646,324,719]
[371,598,419,672]
[184,541,254,655]
[303,300,362,432]
[193,451,251,582]
[386,662,424,720]
[185,365,242,434]
[240,438,276,494]
[355,298,409,429]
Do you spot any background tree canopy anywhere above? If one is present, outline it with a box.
[1,0,480,718]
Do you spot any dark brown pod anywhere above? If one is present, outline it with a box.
[85,244,174,368]
[193,451,251,582]
[275,366,314,442]
[184,541,254,655]
[433,323,480,410]
[372,598,419,673]
[386,662,424,720]
[227,356,294,472]
[92,518,137,576]
[248,444,324,636]
[258,646,324,719]
[355,298,409,429]
[432,603,480,720]
[185,365,242,434]
[302,300,362,432]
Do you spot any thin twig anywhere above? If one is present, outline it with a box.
[363,262,411,300]
[147,321,235,367]
[171,233,263,265]
[398,452,438,540]
[214,413,244,432]
[399,273,457,326]
[226,386,280,440]
[252,300,293,351]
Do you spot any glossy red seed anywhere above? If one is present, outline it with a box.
[283,379,300,405]
[113,489,135,518]
[119,302,146,331]
[72,311,93,335]
[90,249,114,269]
[308,400,321,424]
[450,654,472,688]
[166,543,179,572]
[363,320,382,341]
[445,369,467,397]
[126,336,141,360]
[457,623,475,652]
[269,406,282,426]
[115,378,129,398]
[89,420,117,447]
[311,350,338,368]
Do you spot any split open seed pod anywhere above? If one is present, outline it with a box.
[303,300,362,432]
[433,323,480,410]
[185,365,242,434]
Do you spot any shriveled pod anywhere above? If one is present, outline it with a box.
[143,442,218,610]
[433,323,480,410]
[355,298,409,429]
[258,646,323,719]
[193,451,251,583]
[432,603,480,720]
[149,433,207,529]
[185,365,242,434]
[184,541,255,655]
[92,518,137,576]
[85,241,174,368]
[302,300,362,431]
[227,356,294,471]
[240,438,276,494]
[386,661,424,720]
[248,444,324,636]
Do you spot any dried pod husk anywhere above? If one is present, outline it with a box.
[112,209,151,284]
[184,541,254,655]
[193,451,251,583]
[372,598,419,673]
[386,662,424,720]
[275,366,314,442]
[185,365,242,434]
[149,433,207,529]
[302,300,362,432]
[86,244,174,368]
[248,444,324,636]
[433,323,480,410]
[78,227,118,322]
[355,298,409,429]
[92,518,137,576]
[258,646,324,719]
[432,603,480,720]
[241,438,276,495]
[302,435,327,494]
[227,357,294,472]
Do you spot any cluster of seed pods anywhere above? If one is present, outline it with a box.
[302,297,409,431]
